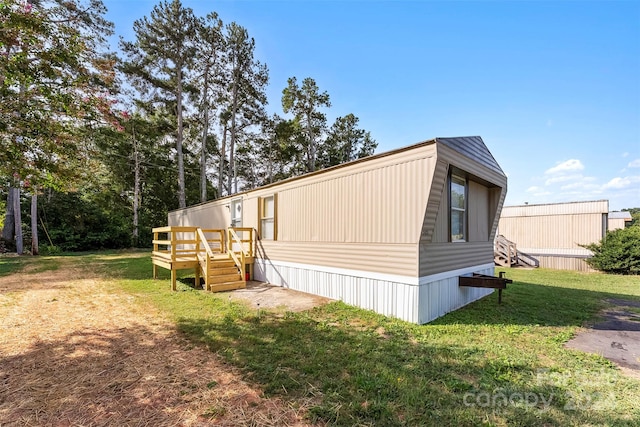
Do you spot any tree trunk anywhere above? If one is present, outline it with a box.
[200,71,210,203]
[176,67,186,208]
[133,127,140,247]
[13,187,23,254]
[2,187,15,242]
[307,112,316,172]
[228,80,239,196]
[31,192,38,255]
[218,122,227,197]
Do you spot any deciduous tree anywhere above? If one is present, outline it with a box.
[0,0,117,254]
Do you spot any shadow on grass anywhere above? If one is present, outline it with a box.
[433,280,640,328]
[0,256,24,278]
[0,325,207,425]
[176,307,637,427]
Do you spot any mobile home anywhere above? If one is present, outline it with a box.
[168,136,508,324]
[497,200,609,271]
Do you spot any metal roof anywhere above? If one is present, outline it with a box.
[502,200,609,217]
[436,136,505,175]
[609,211,633,220]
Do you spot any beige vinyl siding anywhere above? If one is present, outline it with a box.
[498,212,606,249]
[256,241,417,277]
[418,144,507,277]
[419,242,495,276]
[169,144,438,278]
[608,218,628,231]
[169,201,230,228]
[276,156,432,243]
[421,159,449,243]
[431,172,449,243]
[535,256,595,272]
[488,186,505,242]
[468,181,489,242]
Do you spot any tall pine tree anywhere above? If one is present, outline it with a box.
[282,77,331,173]
[221,22,268,195]
[120,0,198,208]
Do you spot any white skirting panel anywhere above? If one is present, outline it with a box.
[254,258,421,323]
[254,259,495,324]
[417,263,495,324]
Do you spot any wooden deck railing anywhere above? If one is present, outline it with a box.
[152,226,199,262]
[152,226,256,289]
[197,229,225,254]
[227,228,246,283]
[228,227,254,257]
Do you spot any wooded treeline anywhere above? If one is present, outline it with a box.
[0,0,376,253]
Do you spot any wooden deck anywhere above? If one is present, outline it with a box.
[152,226,255,291]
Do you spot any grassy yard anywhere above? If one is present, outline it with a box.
[4,252,640,426]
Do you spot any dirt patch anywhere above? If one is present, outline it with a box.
[566,299,640,379]
[228,281,332,312]
[0,257,313,426]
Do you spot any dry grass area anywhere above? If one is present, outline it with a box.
[0,256,312,426]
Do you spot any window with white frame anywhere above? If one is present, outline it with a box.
[260,195,276,240]
[450,172,467,242]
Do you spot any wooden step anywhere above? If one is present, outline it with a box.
[210,260,236,268]
[209,281,246,292]
[208,273,242,283]
[208,266,239,276]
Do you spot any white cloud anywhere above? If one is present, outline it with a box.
[628,159,640,168]
[545,159,584,175]
[560,181,599,191]
[525,186,551,197]
[544,174,595,186]
[602,176,640,190]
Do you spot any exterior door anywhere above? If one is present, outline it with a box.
[230,198,243,252]
[230,198,242,227]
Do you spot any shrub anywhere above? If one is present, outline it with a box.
[584,225,640,274]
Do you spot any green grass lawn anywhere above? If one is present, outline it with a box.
[0,254,60,277]
[7,253,640,426]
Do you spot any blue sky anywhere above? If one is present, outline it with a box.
[104,0,640,211]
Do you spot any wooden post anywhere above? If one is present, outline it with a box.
[152,229,158,279]
[171,229,177,290]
